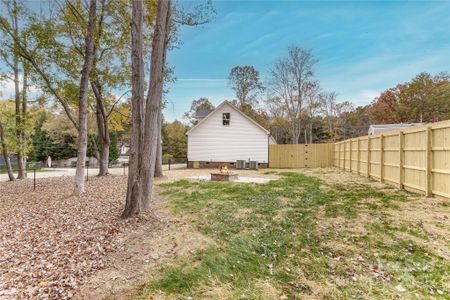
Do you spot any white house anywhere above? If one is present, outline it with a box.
[187,101,276,168]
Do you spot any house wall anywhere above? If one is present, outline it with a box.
[188,104,270,163]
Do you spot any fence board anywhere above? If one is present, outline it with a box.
[269,144,334,168]
[334,120,450,200]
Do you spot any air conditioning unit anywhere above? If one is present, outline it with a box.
[236,160,245,169]
[249,161,258,170]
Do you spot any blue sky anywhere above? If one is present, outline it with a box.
[163,0,450,121]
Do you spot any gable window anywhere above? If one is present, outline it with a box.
[222,112,230,126]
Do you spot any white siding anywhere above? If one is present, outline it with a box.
[188,103,270,162]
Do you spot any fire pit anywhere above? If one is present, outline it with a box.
[211,164,239,182]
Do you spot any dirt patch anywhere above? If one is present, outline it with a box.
[195,282,235,299]
[162,168,280,182]
[385,198,450,260]
[254,280,284,299]
[235,208,253,219]
[74,183,215,300]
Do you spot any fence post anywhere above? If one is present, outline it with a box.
[33,168,36,191]
[380,134,384,183]
[357,138,361,175]
[86,163,89,182]
[169,158,171,170]
[349,139,352,172]
[399,130,404,189]
[338,143,341,168]
[343,141,346,171]
[367,136,371,178]
[425,126,432,197]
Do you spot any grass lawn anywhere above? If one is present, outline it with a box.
[127,171,450,299]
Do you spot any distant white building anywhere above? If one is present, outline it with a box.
[187,101,276,168]
[117,142,130,164]
[368,123,424,135]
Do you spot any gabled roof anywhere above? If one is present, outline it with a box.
[368,123,424,135]
[186,101,271,135]
[369,123,423,129]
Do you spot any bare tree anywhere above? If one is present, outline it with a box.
[335,101,354,140]
[304,81,320,143]
[268,47,318,144]
[319,91,338,140]
[228,65,263,109]
[73,0,97,196]
[122,0,170,218]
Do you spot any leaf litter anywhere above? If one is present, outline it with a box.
[0,176,143,299]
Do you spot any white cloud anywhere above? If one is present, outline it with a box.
[359,90,379,102]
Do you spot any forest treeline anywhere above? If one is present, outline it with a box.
[177,68,449,155]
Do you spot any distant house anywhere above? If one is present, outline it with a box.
[117,142,130,164]
[368,123,424,135]
[0,154,17,166]
[52,157,98,168]
[187,101,276,168]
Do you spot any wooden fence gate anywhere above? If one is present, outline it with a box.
[269,144,334,168]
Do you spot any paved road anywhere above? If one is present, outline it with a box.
[0,164,186,182]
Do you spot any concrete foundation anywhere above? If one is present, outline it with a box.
[188,161,268,169]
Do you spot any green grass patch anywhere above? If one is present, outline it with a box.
[134,172,450,299]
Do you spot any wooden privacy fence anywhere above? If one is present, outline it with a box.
[269,144,334,168]
[334,120,450,200]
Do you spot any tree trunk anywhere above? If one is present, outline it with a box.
[12,2,26,179]
[92,82,110,176]
[99,137,110,175]
[291,123,300,144]
[20,60,28,172]
[122,0,146,218]
[73,0,97,197]
[154,4,171,179]
[89,134,101,163]
[0,122,15,181]
[122,0,170,217]
[154,109,163,177]
[14,63,26,179]
[141,0,170,209]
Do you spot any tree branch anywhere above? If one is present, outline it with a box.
[106,89,130,118]
[0,17,79,129]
